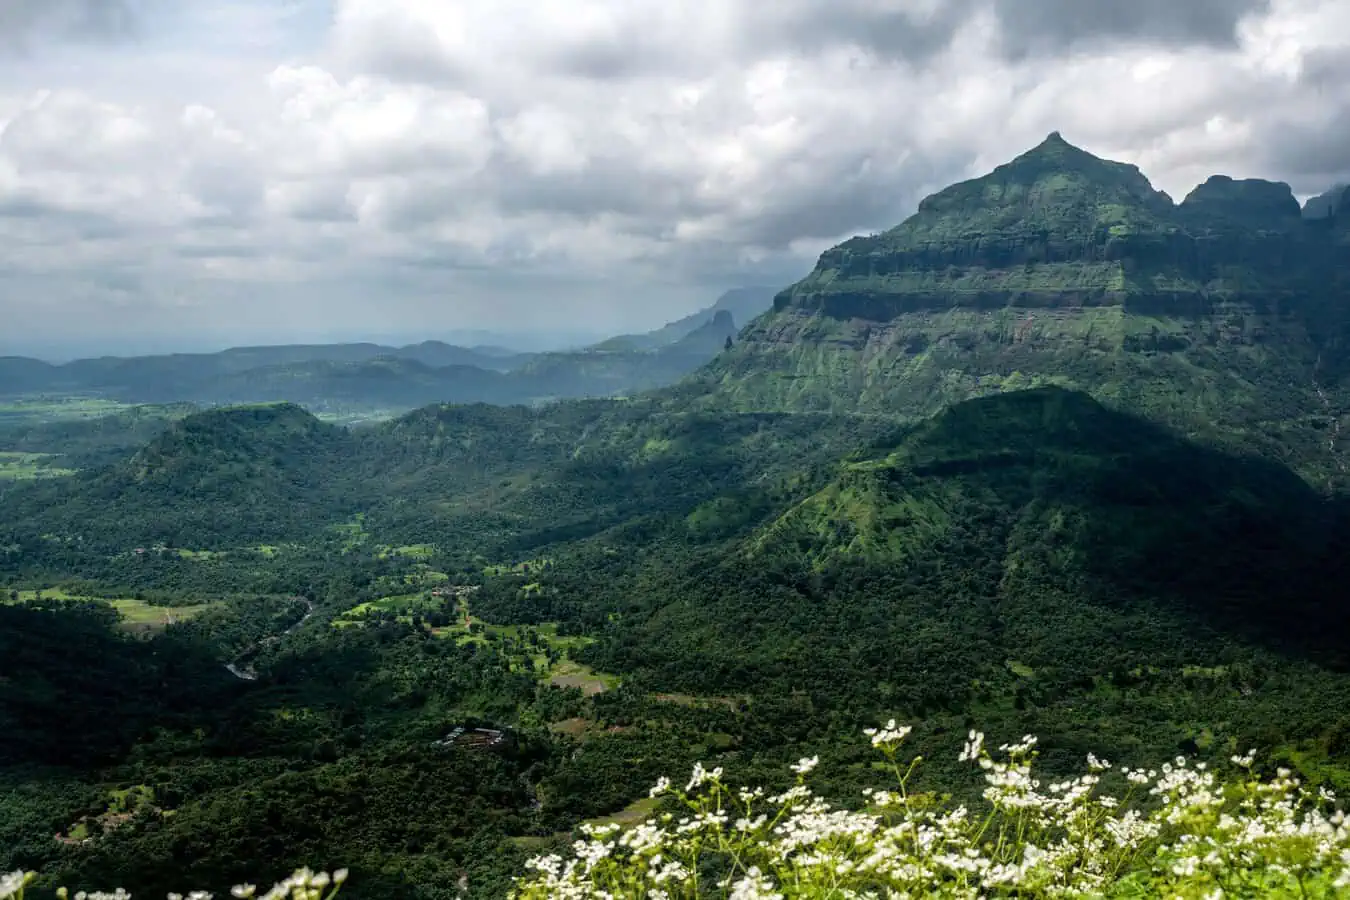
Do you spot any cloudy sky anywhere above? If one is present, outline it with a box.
[2,0,1348,357]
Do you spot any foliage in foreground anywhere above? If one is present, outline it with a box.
[3,730,1350,899]
[513,723,1350,899]
[0,868,346,900]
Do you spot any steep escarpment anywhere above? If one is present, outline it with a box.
[706,133,1350,482]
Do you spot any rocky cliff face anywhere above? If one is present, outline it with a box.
[704,133,1350,485]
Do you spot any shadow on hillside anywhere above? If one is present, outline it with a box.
[0,601,246,769]
[930,388,1350,671]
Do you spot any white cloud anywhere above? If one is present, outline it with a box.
[0,0,1348,351]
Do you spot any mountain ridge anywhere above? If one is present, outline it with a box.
[701,132,1350,485]
[0,290,761,413]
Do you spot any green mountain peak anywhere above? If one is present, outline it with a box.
[706,139,1350,485]
[906,131,1173,227]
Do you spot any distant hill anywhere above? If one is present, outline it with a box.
[0,293,758,412]
[701,132,1350,485]
[9,403,360,547]
[595,287,776,351]
[0,403,194,469]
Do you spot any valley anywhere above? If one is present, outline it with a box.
[4,137,1350,898]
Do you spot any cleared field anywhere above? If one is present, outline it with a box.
[6,588,215,632]
[547,660,615,696]
[376,543,437,560]
[0,397,129,424]
[0,451,76,480]
[583,797,661,829]
[336,592,443,623]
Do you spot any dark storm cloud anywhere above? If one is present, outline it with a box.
[772,0,1269,64]
[989,0,1271,55]
[1254,47,1350,187]
[1263,109,1350,186]
[768,3,970,65]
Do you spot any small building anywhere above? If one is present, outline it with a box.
[430,725,511,752]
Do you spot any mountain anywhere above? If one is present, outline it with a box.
[590,387,1350,703]
[10,403,359,548]
[1304,183,1349,220]
[196,358,520,409]
[596,287,776,351]
[0,341,530,400]
[0,356,59,394]
[0,403,194,469]
[754,387,1325,602]
[703,132,1350,483]
[0,296,756,412]
[504,312,740,401]
[12,141,1350,899]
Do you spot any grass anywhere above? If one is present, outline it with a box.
[376,544,437,560]
[336,592,442,623]
[332,514,368,550]
[5,588,215,632]
[483,558,552,576]
[333,585,611,687]
[174,549,225,561]
[548,659,616,696]
[0,396,129,424]
[312,408,406,426]
[0,451,76,480]
[583,796,661,829]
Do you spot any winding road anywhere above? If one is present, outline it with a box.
[225,598,315,681]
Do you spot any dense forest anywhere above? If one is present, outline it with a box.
[5,383,1350,897]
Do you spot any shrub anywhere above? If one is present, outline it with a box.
[511,722,1350,898]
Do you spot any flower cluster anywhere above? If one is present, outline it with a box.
[512,723,1350,898]
[0,869,347,900]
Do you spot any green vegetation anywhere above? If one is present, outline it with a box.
[0,397,130,423]
[2,588,215,631]
[5,382,1350,896]
[512,724,1350,898]
[3,139,1350,898]
[0,453,75,481]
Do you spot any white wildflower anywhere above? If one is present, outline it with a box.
[864,719,912,747]
[960,730,985,762]
[727,866,782,900]
[1,872,32,900]
[791,756,819,775]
